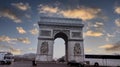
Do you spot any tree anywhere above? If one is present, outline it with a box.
[57,56,65,62]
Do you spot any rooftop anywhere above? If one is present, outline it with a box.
[85,54,120,59]
[38,17,84,27]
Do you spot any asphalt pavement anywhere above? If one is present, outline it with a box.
[0,61,68,67]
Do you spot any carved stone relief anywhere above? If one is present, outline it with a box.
[53,30,70,38]
[40,30,51,36]
[72,32,81,38]
[40,42,49,55]
[74,43,81,55]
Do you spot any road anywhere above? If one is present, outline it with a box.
[0,61,69,67]
[0,61,108,67]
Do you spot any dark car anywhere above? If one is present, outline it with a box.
[67,60,84,67]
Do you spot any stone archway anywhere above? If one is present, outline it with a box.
[54,32,68,62]
[36,17,84,62]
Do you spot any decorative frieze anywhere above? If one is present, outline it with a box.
[72,32,82,38]
[53,30,70,38]
[40,30,51,36]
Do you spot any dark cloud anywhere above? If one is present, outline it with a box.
[11,2,30,11]
[106,41,120,51]
[38,0,80,10]
[0,9,21,23]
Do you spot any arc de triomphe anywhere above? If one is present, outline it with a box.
[36,17,84,62]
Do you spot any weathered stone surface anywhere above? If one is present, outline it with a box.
[36,17,84,62]
[40,42,49,55]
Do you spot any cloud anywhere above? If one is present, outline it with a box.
[0,35,30,44]
[38,5,58,13]
[84,30,103,37]
[106,33,114,38]
[60,7,101,21]
[25,14,31,19]
[86,22,104,30]
[12,2,30,11]
[33,23,38,27]
[115,18,120,27]
[105,33,115,41]
[99,44,114,49]
[16,27,26,34]
[28,48,35,51]
[85,48,92,53]
[86,22,104,32]
[29,28,38,35]
[38,5,101,21]
[106,41,120,51]
[0,35,16,44]
[115,28,120,34]
[93,22,104,28]
[0,9,21,23]
[9,47,21,55]
[99,41,120,51]
[0,44,21,55]
[17,37,30,44]
[115,6,120,14]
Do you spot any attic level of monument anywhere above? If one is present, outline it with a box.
[38,17,84,27]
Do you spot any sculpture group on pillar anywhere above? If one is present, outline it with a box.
[40,42,49,55]
[74,43,81,56]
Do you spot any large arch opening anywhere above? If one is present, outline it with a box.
[53,38,65,60]
[53,32,68,62]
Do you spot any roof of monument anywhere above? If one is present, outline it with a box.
[38,17,84,27]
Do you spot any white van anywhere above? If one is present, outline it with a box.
[0,52,14,65]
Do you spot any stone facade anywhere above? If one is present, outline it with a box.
[36,17,84,62]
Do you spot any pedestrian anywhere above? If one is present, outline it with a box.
[32,60,37,66]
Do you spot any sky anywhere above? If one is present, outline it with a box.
[0,0,120,58]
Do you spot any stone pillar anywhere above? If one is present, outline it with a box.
[68,41,84,62]
[36,40,54,61]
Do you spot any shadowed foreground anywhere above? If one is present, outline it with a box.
[0,61,112,67]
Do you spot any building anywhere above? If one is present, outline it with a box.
[36,17,84,62]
